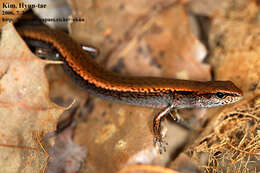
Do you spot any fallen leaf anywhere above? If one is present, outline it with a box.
[0,23,65,172]
[106,4,209,80]
[75,99,159,173]
[69,0,181,61]
[187,0,259,20]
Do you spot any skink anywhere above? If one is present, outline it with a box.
[16,26,243,152]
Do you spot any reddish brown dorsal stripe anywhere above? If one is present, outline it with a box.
[16,27,242,95]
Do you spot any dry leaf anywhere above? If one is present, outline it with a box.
[106,4,209,80]
[70,0,180,60]
[0,23,64,172]
[75,99,159,173]
[187,0,259,20]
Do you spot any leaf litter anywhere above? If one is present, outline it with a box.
[0,23,65,173]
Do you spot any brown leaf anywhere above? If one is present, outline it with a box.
[106,4,209,80]
[75,99,159,173]
[70,0,180,57]
[0,24,65,172]
[187,0,259,20]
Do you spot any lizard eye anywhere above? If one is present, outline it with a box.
[216,92,225,99]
